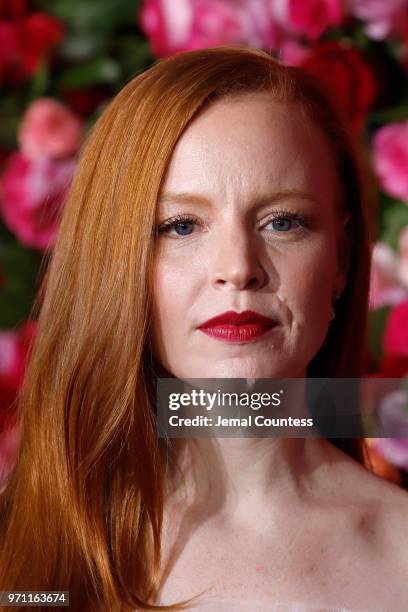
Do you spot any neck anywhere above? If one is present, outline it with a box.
[165,436,341,528]
[159,372,342,525]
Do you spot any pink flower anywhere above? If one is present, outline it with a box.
[0,320,36,412]
[0,152,76,250]
[369,242,408,310]
[139,0,280,57]
[372,388,408,471]
[18,98,83,161]
[284,0,344,40]
[348,0,407,41]
[383,297,408,357]
[372,120,408,204]
[278,38,311,66]
[373,437,408,470]
[0,320,35,488]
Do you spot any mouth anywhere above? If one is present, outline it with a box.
[197,310,280,344]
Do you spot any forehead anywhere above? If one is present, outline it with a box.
[160,92,339,211]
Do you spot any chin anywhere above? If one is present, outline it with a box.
[181,357,288,380]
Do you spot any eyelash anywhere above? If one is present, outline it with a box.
[155,208,309,238]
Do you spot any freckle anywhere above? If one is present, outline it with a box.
[306,562,317,575]
[357,512,376,539]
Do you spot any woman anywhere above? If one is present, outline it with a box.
[0,46,407,611]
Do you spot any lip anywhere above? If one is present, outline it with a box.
[197,309,279,343]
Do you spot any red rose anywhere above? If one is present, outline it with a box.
[287,0,344,41]
[377,354,408,377]
[0,20,19,81]
[60,86,111,118]
[300,40,377,133]
[19,12,64,75]
[0,1,28,20]
[383,298,408,357]
[0,11,64,85]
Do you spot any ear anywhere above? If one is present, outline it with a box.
[335,212,351,296]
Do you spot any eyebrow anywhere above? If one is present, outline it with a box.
[158,189,318,208]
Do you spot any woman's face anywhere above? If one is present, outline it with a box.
[151,92,347,379]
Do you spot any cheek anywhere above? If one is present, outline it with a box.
[277,240,337,316]
[151,255,196,345]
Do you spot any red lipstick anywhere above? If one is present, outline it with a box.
[197,310,279,343]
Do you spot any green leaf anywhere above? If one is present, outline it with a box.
[352,25,371,51]
[0,234,42,329]
[367,100,408,126]
[115,36,153,80]
[399,377,408,416]
[379,198,408,251]
[28,56,51,101]
[58,57,122,89]
[36,0,140,33]
[0,93,29,149]
[368,307,390,360]
[58,33,109,61]
[0,115,19,150]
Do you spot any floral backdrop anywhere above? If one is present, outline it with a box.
[0,0,408,489]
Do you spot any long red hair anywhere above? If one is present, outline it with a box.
[0,46,375,610]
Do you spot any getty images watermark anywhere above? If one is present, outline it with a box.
[155,378,408,438]
[166,386,313,429]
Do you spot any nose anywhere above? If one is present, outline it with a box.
[210,222,266,291]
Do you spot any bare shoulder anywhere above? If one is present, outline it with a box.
[361,467,408,609]
[330,448,408,572]
[365,469,408,565]
[345,453,408,527]
[316,449,408,610]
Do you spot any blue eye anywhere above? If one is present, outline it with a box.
[263,209,308,234]
[173,221,194,235]
[269,218,292,231]
[156,214,200,237]
[155,209,308,239]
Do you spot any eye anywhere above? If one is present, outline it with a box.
[269,218,292,231]
[263,209,308,233]
[154,209,309,239]
[155,214,203,238]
